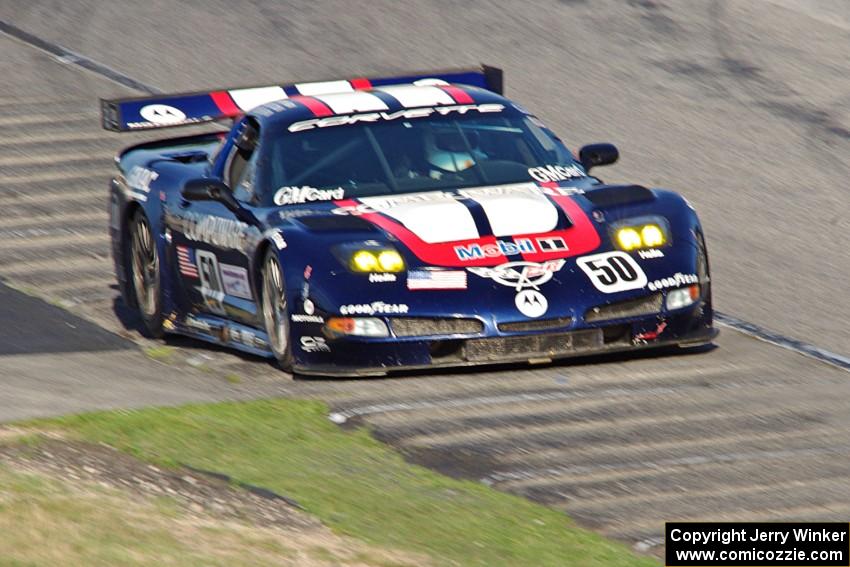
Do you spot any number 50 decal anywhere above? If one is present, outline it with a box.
[577,251,647,293]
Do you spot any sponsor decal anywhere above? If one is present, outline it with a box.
[126,166,159,193]
[184,315,213,334]
[219,263,252,300]
[228,326,265,349]
[456,183,584,198]
[139,104,186,125]
[288,103,505,132]
[468,259,566,291]
[303,298,315,315]
[292,314,324,323]
[369,273,397,283]
[515,289,548,318]
[179,212,256,253]
[270,229,287,250]
[468,260,564,318]
[407,268,467,290]
[176,245,199,278]
[196,250,226,315]
[592,210,605,223]
[455,238,536,261]
[536,236,569,253]
[274,185,345,206]
[340,302,409,316]
[300,336,330,352]
[528,164,586,183]
[647,272,698,292]
[577,251,648,294]
[638,249,665,259]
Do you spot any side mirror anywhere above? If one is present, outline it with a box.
[579,143,619,172]
[181,178,240,212]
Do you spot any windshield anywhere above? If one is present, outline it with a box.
[266,109,588,204]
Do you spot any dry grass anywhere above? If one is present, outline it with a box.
[0,463,426,567]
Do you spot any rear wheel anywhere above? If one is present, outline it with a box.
[129,210,164,337]
[260,250,293,371]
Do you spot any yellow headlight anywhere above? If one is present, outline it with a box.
[641,224,666,247]
[351,250,379,272]
[616,227,643,251]
[377,250,405,272]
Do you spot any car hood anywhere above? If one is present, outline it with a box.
[272,181,616,268]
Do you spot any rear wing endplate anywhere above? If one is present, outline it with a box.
[100,65,503,132]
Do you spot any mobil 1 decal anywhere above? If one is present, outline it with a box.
[195,250,226,315]
[577,251,647,293]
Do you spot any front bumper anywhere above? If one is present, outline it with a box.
[293,306,717,377]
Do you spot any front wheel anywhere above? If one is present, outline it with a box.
[260,250,293,371]
[129,210,164,337]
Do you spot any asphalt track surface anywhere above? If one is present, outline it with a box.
[0,0,848,556]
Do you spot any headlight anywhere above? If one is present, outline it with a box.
[377,250,405,272]
[352,250,379,272]
[615,227,643,251]
[666,285,700,310]
[612,217,669,251]
[641,224,665,247]
[325,317,389,337]
[348,248,405,273]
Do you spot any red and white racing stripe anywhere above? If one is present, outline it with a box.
[335,184,601,267]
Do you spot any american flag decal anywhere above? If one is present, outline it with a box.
[407,268,467,290]
[177,245,199,278]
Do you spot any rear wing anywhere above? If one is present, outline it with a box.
[100,65,503,133]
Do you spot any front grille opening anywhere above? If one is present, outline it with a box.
[463,329,603,362]
[585,293,662,323]
[429,340,464,360]
[601,324,631,345]
[391,317,484,338]
[498,317,573,333]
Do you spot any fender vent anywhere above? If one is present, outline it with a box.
[583,185,655,207]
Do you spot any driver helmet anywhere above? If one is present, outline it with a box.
[425,129,480,173]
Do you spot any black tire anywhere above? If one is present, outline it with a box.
[260,249,293,371]
[129,210,164,338]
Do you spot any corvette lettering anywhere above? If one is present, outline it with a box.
[178,212,258,253]
[274,185,345,206]
[339,302,409,315]
[288,104,505,132]
[332,184,583,217]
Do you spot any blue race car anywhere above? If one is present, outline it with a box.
[103,65,716,376]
